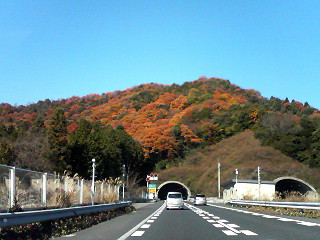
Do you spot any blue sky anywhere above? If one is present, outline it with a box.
[1,1,320,109]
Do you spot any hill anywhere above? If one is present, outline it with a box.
[159,130,320,194]
[1,77,320,185]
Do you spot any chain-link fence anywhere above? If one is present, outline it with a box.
[0,164,120,212]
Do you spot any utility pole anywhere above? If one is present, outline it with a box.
[91,159,96,205]
[258,166,261,200]
[218,159,221,198]
[122,164,125,201]
[235,168,238,184]
[235,168,239,200]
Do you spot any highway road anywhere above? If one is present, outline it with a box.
[54,201,320,240]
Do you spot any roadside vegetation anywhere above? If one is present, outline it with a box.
[228,203,320,219]
[0,205,135,240]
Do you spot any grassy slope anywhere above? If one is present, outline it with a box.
[159,130,320,195]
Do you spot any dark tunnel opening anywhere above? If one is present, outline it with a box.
[275,179,312,198]
[157,183,189,200]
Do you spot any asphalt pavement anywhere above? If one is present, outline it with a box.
[53,201,320,240]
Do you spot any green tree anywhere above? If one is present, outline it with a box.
[310,129,320,168]
[47,107,70,173]
[69,118,93,178]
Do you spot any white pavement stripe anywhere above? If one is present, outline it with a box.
[146,220,154,223]
[219,220,228,223]
[278,218,295,222]
[207,220,215,223]
[140,224,151,229]
[117,203,165,240]
[262,215,279,219]
[241,230,258,236]
[213,224,224,228]
[222,230,237,236]
[217,220,241,234]
[151,217,157,219]
[203,217,210,219]
[131,231,145,237]
[297,222,319,226]
[227,224,240,228]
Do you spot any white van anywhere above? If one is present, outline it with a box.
[166,192,184,210]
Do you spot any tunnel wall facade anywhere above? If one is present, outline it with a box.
[156,181,192,200]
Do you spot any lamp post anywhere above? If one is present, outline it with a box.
[258,166,261,200]
[122,164,125,201]
[91,159,96,205]
[235,168,238,184]
[235,168,239,200]
[218,159,221,198]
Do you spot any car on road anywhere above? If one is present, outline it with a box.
[193,194,206,205]
[166,192,184,210]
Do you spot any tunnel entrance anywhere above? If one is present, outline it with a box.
[274,177,317,198]
[157,181,191,200]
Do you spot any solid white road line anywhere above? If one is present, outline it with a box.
[117,203,165,240]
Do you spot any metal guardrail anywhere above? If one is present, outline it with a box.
[228,200,320,210]
[0,201,132,228]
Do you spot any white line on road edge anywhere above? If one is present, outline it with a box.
[117,203,165,240]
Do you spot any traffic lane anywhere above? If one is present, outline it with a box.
[126,203,253,240]
[51,201,164,240]
[199,203,320,240]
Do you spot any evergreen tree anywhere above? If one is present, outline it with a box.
[47,107,70,173]
[69,118,93,178]
[310,129,320,168]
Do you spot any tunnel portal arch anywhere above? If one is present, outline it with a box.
[274,176,317,198]
[156,181,191,200]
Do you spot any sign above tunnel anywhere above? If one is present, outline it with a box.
[148,173,158,181]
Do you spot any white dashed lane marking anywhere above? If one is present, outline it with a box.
[131,231,144,237]
[140,224,151,229]
[241,230,259,236]
[207,203,320,227]
[223,230,237,236]
[126,204,165,238]
[185,203,258,236]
